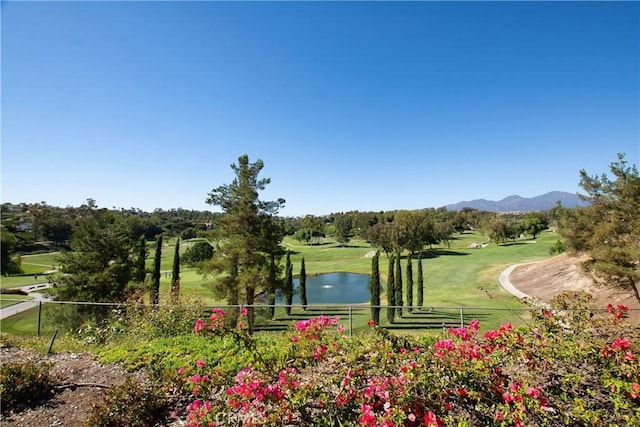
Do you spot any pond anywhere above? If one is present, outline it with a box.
[279,272,371,305]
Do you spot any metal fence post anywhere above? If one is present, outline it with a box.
[460,306,464,327]
[349,306,353,337]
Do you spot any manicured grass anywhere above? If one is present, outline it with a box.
[3,230,560,335]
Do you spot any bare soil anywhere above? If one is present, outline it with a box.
[509,253,640,309]
[1,253,637,426]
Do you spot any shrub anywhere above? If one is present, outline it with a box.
[83,377,168,427]
[0,361,56,414]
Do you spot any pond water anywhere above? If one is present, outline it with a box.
[279,272,371,305]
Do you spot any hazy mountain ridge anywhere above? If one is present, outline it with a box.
[445,191,588,212]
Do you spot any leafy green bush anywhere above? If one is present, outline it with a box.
[0,361,56,413]
[83,377,167,427]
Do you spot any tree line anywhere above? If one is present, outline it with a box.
[2,153,638,333]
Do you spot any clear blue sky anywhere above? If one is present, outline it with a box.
[2,1,638,217]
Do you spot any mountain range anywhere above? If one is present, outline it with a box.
[444,191,588,212]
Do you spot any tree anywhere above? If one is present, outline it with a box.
[417,254,424,308]
[151,235,162,306]
[386,254,395,324]
[369,251,381,325]
[283,251,294,316]
[203,154,286,334]
[561,153,640,302]
[300,257,308,310]
[395,254,403,318]
[134,236,147,283]
[55,209,135,327]
[524,212,548,239]
[182,241,214,266]
[1,231,22,276]
[406,253,413,312]
[367,222,396,257]
[333,214,353,246]
[171,238,180,301]
[486,217,508,245]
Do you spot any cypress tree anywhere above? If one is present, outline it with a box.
[369,251,380,325]
[395,254,403,318]
[284,251,293,316]
[406,253,413,312]
[417,254,424,308]
[151,234,162,306]
[268,253,277,319]
[135,236,147,283]
[171,238,180,301]
[300,257,307,310]
[386,254,395,324]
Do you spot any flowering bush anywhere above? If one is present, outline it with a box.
[178,294,639,426]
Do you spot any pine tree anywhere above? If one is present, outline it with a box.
[417,254,424,308]
[151,235,162,306]
[395,254,403,318]
[369,251,381,325]
[134,235,147,283]
[171,238,180,301]
[386,254,395,324]
[203,154,286,334]
[300,257,308,310]
[406,253,413,312]
[283,251,294,316]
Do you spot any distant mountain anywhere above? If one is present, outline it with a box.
[445,191,588,212]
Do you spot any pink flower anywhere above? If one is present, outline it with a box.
[196,359,206,367]
[240,307,248,316]
[291,335,299,343]
[423,411,440,426]
[194,318,206,332]
[526,386,541,399]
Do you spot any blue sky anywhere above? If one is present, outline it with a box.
[2,1,638,217]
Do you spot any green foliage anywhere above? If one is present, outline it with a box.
[181,241,214,266]
[54,209,136,327]
[549,239,566,255]
[203,154,285,334]
[171,239,180,300]
[416,254,424,307]
[333,214,353,246]
[283,252,294,315]
[406,253,413,311]
[369,251,380,324]
[394,254,403,317]
[0,360,56,414]
[386,254,395,324]
[560,153,640,301]
[299,257,307,309]
[1,231,23,276]
[133,236,147,283]
[84,377,167,427]
[151,235,162,306]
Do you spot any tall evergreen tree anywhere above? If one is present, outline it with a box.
[417,254,424,308]
[369,251,381,325]
[203,154,286,334]
[395,254,403,318]
[406,253,413,312]
[300,257,308,310]
[134,235,147,283]
[151,234,162,306]
[283,251,294,316]
[171,238,180,301]
[386,254,395,324]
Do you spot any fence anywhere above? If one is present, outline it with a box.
[2,299,638,338]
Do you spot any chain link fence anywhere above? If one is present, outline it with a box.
[2,300,638,338]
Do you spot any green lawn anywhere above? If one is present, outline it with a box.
[2,230,560,335]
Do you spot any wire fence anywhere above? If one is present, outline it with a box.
[2,300,639,338]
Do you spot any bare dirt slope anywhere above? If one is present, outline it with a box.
[509,253,640,309]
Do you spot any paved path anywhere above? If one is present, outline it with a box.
[0,284,53,321]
